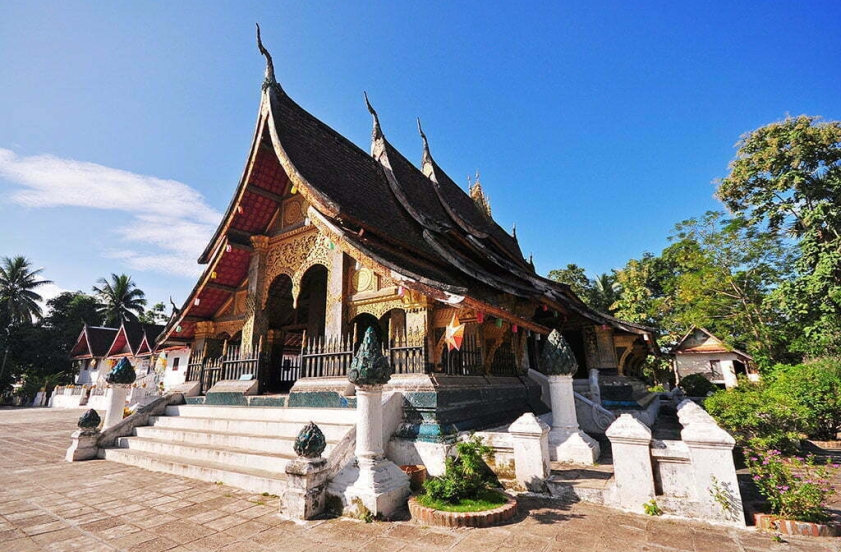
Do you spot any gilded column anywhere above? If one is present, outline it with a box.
[324,248,345,337]
[241,235,270,352]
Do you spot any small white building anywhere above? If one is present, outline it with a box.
[69,325,119,385]
[154,345,191,389]
[671,327,759,389]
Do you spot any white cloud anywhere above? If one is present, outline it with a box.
[37,282,68,307]
[0,148,222,278]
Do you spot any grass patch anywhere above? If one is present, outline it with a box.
[416,489,507,512]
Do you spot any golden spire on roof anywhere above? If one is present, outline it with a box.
[468,170,492,218]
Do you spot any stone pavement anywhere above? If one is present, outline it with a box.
[1,407,838,552]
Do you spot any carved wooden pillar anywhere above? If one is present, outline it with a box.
[595,325,619,371]
[241,235,270,352]
[193,321,216,359]
[324,248,345,337]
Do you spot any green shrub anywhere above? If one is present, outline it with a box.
[705,382,808,453]
[746,449,839,522]
[423,435,497,504]
[767,360,841,441]
[678,373,717,397]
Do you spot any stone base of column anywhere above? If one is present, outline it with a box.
[282,457,330,520]
[549,428,600,464]
[66,430,99,462]
[346,457,410,518]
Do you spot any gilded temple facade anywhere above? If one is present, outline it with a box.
[159,37,657,429]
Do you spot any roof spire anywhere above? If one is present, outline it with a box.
[469,171,492,218]
[256,23,277,90]
[417,117,432,164]
[512,222,518,240]
[363,91,384,142]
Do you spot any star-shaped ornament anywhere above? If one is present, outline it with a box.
[443,313,465,351]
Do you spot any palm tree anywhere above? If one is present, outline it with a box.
[0,256,52,325]
[93,274,147,325]
[591,273,621,314]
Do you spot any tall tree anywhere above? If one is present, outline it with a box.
[43,292,103,354]
[548,263,592,301]
[93,274,147,325]
[591,272,621,314]
[139,302,168,325]
[0,256,52,326]
[717,115,841,357]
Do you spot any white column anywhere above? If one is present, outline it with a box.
[347,385,409,518]
[548,374,600,464]
[103,385,128,429]
[605,414,655,512]
[509,413,550,492]
[356,387,385,480]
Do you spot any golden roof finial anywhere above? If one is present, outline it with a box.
[468,170,492,218]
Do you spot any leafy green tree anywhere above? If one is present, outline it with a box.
[663,212,795,364]
[43,292,104,355]
[0,256,52,326]
[717,115,841,357]
[93,274,147,325]
[766,360,841,440]
[548,263,593,301]
[139,302,168,325]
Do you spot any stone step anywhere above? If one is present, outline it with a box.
[546,466,614,506]
[148,415,352,441]
[132,425,338,457]
[100,447,287,495]
[164,404,357,425]
[114,436,296,473]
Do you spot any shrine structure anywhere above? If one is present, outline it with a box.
[158,30,658,438]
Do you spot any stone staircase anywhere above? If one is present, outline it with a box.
[99,404,356,495]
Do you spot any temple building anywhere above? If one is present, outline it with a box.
[157,33,658,439]
[69,321,166,385]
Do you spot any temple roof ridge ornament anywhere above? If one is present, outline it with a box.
[417,117,433,169]
[256,23,280,92]
[364,91,384,143]
[468,171,492,218]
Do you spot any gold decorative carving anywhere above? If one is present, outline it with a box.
[351,268,374,293]
[194,321,216,339]
[214,318,246,339]
[348,298,406,322]
[251,235,270,253]
[282,198,305,227]
[262,230,332,307]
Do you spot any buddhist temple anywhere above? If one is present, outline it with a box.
[157,28,658,438]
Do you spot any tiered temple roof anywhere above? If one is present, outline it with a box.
[68,325,119,360]
[160,28,656,345]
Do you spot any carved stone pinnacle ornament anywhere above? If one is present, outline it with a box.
[348,326,391,387]
[77,408,101,431]
[293,421,327,459]
[105,357,137,385]
[540,329,579,376]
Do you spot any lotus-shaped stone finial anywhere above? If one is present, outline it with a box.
[348,327,391,387]
[106,358,136,385]
[293,421,327,459]
[540,330,579,376]
[77,408,101,431]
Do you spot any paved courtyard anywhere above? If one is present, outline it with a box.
[1,407,838,552]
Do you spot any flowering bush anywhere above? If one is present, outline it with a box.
[747,449,839,522]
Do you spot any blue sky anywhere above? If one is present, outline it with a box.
[1,1,839,308]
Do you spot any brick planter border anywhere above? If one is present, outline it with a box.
[408,494,518,528]
[755,513,841,537]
